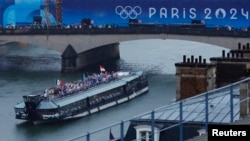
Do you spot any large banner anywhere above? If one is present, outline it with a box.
[0,0,250,28]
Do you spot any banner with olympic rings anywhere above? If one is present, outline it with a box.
[0,0,249,28]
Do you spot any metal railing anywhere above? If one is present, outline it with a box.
[65,77,250,141]
[1,26,250,38]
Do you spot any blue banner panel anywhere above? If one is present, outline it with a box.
[0,0,250,28]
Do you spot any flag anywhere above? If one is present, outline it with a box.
[56,79,63,86]
[109,128,115,141]
[100,65,106,72]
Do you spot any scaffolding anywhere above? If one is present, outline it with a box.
[55,0,62,25]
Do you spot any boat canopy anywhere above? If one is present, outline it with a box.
[54,80,127,107]
[122,74,140,82]
[120,71,143,82]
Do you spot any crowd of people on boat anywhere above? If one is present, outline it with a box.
[42,71,129,100]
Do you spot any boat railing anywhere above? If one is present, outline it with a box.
[48,72,134,102]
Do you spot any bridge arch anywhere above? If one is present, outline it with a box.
[118,39,230,67]
[0,34,248,54]
[0,37,234,73]
[0,32,249,72]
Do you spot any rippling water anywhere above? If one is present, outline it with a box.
[0,39,228,141]
[0,42,61,71]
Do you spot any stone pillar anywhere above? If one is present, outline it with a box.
[61,44,78,72]
[240,81,250,118]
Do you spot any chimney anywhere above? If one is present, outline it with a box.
[191,55,194,63]
[222,50,225,58]
[238,42,241,50]
[183,55,186,63]
[195,58,198,63]
[199,56,202,63]
[203,59,206,64]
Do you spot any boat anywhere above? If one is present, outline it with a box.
[14,70,149,124]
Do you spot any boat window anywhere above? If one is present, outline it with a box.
[89,86,124,105]
[15,108,25,113]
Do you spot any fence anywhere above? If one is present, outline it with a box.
[2,26,250,38]
[65,77,250,141]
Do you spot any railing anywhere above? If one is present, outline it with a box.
[64,77,250,141]
[1,26,250,37]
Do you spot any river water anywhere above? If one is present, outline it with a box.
[0,39,228,141]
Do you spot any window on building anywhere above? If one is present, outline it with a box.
[134,125,160,141]
[140,131,152,141]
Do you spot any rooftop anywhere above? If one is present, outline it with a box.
[138,84,240,124]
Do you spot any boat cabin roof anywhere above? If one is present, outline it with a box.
[54,71,143,107]
[55,80,126,107]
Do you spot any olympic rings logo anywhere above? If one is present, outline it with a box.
[115,6,142,19]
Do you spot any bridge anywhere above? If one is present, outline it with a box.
[1,26,250,71]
